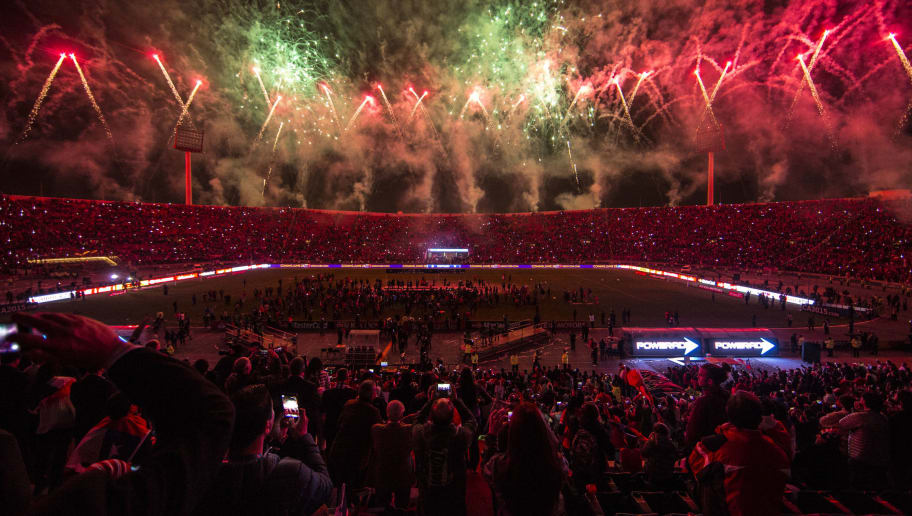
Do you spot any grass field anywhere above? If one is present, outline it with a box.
[18,268,836,329]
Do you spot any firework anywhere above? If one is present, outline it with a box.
[18,54,66,143]
[566,139,580,190]
[69,54,114,143]
[563,83,592,123]
[628,71,652,107]
[408,89,428,123]
[153,54,186,109]
[171,80,202,133]
[263,121,284,196]
[694,68,720,129]
[613,78,639,143]
[345,95,375,132]
[797,54,837,148]
[256,95,282,141]
[320,83,341,131]
[376,83,403,137]
[887,34,912,83]
[788,30,830,118]
[252,66,271,106]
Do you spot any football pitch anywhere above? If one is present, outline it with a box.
[29,268,832,329]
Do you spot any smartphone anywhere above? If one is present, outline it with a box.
[281,395,300,419]
[0,324,21,353]
[507,411,513,419]
[436,383,451,397]
[380,361,388,367]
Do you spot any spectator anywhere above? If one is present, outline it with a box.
[685,364,730,448]
[839,391,890,489]
[369,400,414,509]
[412,394,477,516]
[65,393,150,474]
[328,380,382,490]
[321,368,356,450]
[69,367,116,443]
[224,357,254,395]
[484,402,564,516]
[688,391,790,516]
[9,312,234,516]
[641,422,677,488]
[570,402,612,489]
[283,357,321,440]
[194,384,332,516]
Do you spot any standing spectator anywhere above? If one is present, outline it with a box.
[412,394,477,516]
[224,357,255,396]
[570,402,613,489]
[328,380,382,490]
[369,400,413,509]
[321,368,356,449]
[283,357,321,441]
[685,364,731,449]
[194,384,332,516]
[688,391,790,516]
[0,351,30,465]
[839,392,890,490]
[484,402,564,516]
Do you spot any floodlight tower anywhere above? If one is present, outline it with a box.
[173,126,204,205]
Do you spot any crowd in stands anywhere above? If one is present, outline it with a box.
[2,195,910,284]
[3,312,911,515]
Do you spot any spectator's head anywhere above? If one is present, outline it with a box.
[145,339,160,352]
[699,364,726,389]
[193,359,208,376]
[358,380,375,402]
[838,394,855,411]
[105,392,133,420]
[430,398,454,426]
[580,402,600,428]
[652,422,670,438]
[289,356,305,377]
[306,357,323,378]
[233,357,252,376]
[862,391,884,412]
[336,367,348,384]
[387,400,405,422]
[727,391,763,430]
[229,384,273,453]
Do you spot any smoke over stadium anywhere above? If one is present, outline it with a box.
[1,0,911,211]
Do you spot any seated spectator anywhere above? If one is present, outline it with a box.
[369,400,414,509]
[194,384,332,516]
[689,391,790,516]
[641,422,677,488]
[484,401,565,516]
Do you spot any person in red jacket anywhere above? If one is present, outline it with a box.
[688,391,790,516]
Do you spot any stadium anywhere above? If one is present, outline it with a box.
[2,1,912,515]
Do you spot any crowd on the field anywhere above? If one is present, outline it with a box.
[3,312,911,516]
[2,195,910,283]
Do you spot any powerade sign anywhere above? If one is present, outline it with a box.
[628,331,702,357]
[706,338,777,356]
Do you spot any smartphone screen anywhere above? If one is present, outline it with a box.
[436,383,451,397]
[0,324,20,353]
[281,395,299,419]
